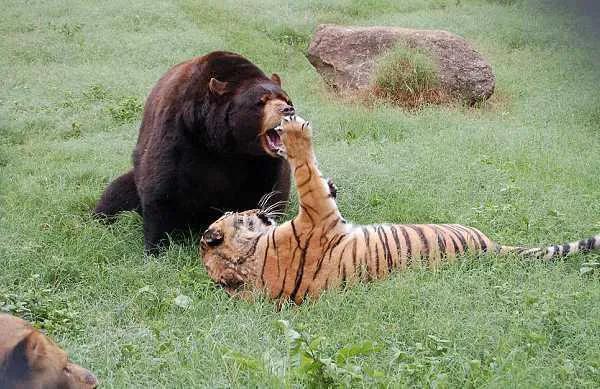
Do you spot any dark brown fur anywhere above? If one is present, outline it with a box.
[95,51,293,253]
[0,314,97,389]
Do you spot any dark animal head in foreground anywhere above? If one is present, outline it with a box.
[0,314,98,389]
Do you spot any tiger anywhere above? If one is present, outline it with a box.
[200,115,600,304]
[0,314,98,388]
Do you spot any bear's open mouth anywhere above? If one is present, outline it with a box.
[264,126,285,156]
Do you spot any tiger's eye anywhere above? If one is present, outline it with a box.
[258,213,272,225]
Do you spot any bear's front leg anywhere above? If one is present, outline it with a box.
[142,200,179,255]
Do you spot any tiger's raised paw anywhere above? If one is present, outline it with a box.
[273,115,313,161]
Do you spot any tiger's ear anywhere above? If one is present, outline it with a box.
[202,228,224,246]
[270,73,281,86]
[209,78,229,95]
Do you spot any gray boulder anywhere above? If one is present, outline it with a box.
[307,24,495,104]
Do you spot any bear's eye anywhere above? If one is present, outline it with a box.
[257,95,270,106]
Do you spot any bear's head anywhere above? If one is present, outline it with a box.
[208,73,294,156]
[0,314,98,389]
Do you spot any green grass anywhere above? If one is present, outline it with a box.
[1,0,599,387]
[373,46,440,105]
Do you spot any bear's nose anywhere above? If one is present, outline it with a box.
[84,371,98,388]
[280,105,295,115]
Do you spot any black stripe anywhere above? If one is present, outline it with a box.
[299,188,315,198]
[300,289,309,304]
[299,204,315,225]
[275,222,302,299]
[294,163,306,173]
[275,266,289,300]
[289,235,310,304]
[453,225,480,251]
[322,209,337,219]
[290,220,301,244]
[312,235,336,279]
[351,238,357,278]
[444,224,468,253]
[313,234,346,280]
[296,163,312,188]
[468,227,488,253]
[272,229,280,277]
[274,234,295,298]
[439,225,460,256]
[407,225,429,264]
[583,238,594,251]
[378,226,393,272]
[286,221,304,301]
[374,243,380,276]
[337,242,350,279]
[260,234,270,285]
[390,226,402,263]
[328,234,346,257]
[375,226,385,271]
[325,213,342,231]
[362,227,373,277]
[429,225,447,260]
[398,225,412,265]
[289,222,302,267]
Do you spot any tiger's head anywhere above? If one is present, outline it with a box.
[200,208,277,294]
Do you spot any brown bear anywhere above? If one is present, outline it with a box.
[94,51,294,254]
[0,314,98,388]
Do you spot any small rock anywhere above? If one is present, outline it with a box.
[174,294,192,309]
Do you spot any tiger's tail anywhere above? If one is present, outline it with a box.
[495,234,600,260]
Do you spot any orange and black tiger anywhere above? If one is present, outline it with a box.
[200,116,600,304]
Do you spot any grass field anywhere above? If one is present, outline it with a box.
[1,0,599,387]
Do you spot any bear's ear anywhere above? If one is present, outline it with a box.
[270,73,281,86]
[209,78,229,96]
[7,331,49,374]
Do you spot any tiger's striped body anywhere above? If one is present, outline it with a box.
[200,116,600,304]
